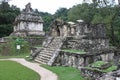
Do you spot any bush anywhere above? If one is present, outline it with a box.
[0,37,30,56]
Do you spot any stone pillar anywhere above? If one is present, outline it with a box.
[63,25,68,37]
[76,19,84,36]
[72,55,76,68]
[68,55,72,66]
[70,26,76,36]
[64,53,69,66]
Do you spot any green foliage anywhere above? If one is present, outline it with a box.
[87,61,117,73]
[91,14,104,24]
[90,61,107,67]
[105,66,117,72]
[54,8,68,21]
[0,37,30,56]
[0,24,13,37]
[68,3,95,22]
[0,2,20,37]
[0,61,40,80]
[41,65,86,80]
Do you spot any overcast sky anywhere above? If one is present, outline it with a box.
[9,0,118,14]
[9,0,84,14]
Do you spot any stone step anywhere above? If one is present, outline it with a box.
[37,53,52,58]
[40,57,50,61]
[34,37,63,64]
[37,52,54,58]
[41,53,53,56]
[35,56,49,62]
[37,54,51,58]
[35,59,47,64]
[35,57,50,63]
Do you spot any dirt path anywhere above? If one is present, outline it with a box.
[0,58,58,80]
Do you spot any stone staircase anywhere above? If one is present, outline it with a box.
[34,37,64,65]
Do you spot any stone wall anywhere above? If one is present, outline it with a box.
[62,36,109,52]
[76,23,106,38]
[81,68,104,80]
[54,49,115,69]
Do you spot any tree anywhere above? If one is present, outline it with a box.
[68,3,95,23]
[54,8,68,21]
[0,2,20,37]
[34,10,53,32]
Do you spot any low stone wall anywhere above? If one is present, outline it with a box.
[54,49,115,69]
[62,36,109,52]
[81,68,105,80]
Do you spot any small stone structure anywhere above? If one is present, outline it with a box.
[11,3,45,37]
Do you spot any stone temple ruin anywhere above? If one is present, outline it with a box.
[33,19,111,65]
[10,3,45,37]
[31,18,120,80]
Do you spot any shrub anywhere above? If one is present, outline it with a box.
[0,37,30,56]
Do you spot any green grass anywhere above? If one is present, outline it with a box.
[0,53,30,59]
[90,61,107,67]
[41,65,86,80]
[103,65,117,72]
[87,61,117,73]
[62,49,86,54]
[0,60,40,80]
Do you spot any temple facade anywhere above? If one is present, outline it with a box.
[11,3,45,37]
[50,19,106,38]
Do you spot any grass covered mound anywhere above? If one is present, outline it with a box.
[41,65,86,80]
[0,61,40,80]
[0,37,30,56]
[86,61,117,73]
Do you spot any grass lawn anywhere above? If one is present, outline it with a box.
[0,60,40,80]
[41,65,86,80]
[0,53,30,59]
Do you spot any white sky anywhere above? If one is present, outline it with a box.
[9,0,118,14]
[9,0,83,14]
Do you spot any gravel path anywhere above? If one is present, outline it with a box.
[0,58,58,80]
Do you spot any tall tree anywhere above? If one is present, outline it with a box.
[68,3,95,23]
[54,8,68,21]
[0,2,20,37]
